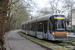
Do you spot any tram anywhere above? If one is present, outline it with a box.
[21,14,67,40]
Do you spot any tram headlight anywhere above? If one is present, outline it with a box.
[52,33,55,35]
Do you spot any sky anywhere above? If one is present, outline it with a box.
[26,0,70,17]
[30,0,51,17]
[35,0,50,8]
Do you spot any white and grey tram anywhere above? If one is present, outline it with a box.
[21,14,67,40]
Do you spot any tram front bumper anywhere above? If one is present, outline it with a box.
[53,36,68,40]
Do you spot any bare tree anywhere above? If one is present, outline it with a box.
[5,0,32,30]
[0,0,9,50]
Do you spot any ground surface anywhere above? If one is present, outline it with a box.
[7,30,46,50]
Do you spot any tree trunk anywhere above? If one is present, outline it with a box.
[0,0,9,50]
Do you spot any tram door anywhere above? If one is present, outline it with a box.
[32,23,36,36]
[37,21,43,39]
[43,20,48,39]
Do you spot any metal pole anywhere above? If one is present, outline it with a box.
[71,5,72,29]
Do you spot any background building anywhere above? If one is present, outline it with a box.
[67,9,75,28]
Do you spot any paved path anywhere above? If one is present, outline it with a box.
[7,30,46,50]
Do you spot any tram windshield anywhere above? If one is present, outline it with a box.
[51,21,66,31]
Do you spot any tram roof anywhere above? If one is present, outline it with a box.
[21,14,65,25]
[21,21,28,25]
[37,14,52,20]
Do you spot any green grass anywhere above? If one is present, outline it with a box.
[59,43,69,46]
[63,40,72,43]
[18,32,69,50]
[67,39,75,42]
[72,42,75,44]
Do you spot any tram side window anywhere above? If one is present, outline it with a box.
[24,24,25,30]
[32,23,34,31]
[22,25,24,29]
[37,21,43,32]
[28,23,30,30]
[31,23,32,30]
[27,24,29,30]
[29,23,32,30]
[31,23,34,31]
[44,21,48,33]
[21,25,22,29]
[28,24,30,30]
[26,24,28,30]
[25,24,27,30]
[32,23,35,31]
[22,25,23,30]
[23,25,24,30]
[26,24,27,30]
[25,24,26,30]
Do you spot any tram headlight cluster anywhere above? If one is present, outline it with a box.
[52,32,55,35]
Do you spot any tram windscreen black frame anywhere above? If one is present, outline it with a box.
[51,20,66,31]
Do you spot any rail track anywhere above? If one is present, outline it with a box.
[44,37,75,49]
[19,32,75,50]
